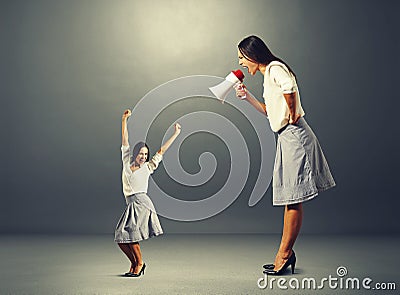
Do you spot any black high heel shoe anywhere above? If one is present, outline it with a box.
[124,263,136,276]
[263,251,296,275]
[129,263,146,277]
[124,271,134,276]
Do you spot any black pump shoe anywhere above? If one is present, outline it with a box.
[124,264,136,276]
[129,263,146,277]
[124,272,134,276]
[263,251,296,275]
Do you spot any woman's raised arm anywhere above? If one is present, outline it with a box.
[121,109,132,146]
[158,123,181,155]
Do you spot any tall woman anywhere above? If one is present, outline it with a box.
[114,109,181,277]
[235,35,335,275]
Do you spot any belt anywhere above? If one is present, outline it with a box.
[277,124,289,135]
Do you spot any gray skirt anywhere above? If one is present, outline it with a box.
[114,193,163,243]
[273,117,336,206]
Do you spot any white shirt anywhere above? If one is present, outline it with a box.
[263,61,305,132]
[121,145,162,196]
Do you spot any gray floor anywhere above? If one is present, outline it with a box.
[0,234,398,295]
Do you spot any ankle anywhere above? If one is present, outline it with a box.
[277,249,293,259]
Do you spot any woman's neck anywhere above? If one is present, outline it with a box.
[259,64,267,75]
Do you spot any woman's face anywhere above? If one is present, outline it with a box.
[135,147,148,166]
[238,49,259,76]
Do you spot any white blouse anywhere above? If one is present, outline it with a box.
[121,145,162,196]
[263,61,305,132]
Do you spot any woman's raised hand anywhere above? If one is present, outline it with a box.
[174,123,182,135]
[158,122,182,155]
[122,109,132,120]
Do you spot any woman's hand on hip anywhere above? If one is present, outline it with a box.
[289,113,301,124]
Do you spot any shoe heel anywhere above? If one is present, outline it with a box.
[141,263,146,275]
[291,259,296,274]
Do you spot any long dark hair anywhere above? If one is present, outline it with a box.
[238,35,296,77]
[130,141,150,166]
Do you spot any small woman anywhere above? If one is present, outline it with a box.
[114,109,181,277]
[235,35,336,275]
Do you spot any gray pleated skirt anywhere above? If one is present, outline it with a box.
[273,117,336,206]
[114,193,163,243]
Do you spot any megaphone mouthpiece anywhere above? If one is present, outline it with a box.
[232,69,245,82]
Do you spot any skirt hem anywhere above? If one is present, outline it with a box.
[114,231,163,243]
[273,181,336,206]
[273,192,318,206]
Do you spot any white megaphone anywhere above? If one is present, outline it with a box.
[209,69,245,103]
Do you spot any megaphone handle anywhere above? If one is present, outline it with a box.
[235,82,247,100]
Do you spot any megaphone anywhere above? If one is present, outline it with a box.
[209,69,245,103]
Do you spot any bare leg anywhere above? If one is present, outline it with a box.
[130,242,144,274]
[274,203,303,271]
[118,243,136,273]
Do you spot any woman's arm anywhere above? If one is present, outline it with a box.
[235,84,267,116]
[121,109,131,146]
[158,123,181,155]
[283,92,301,124]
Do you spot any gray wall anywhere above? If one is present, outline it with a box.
[1,0,398,234]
